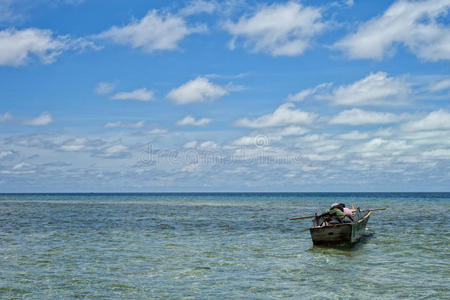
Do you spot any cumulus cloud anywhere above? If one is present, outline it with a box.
[103,145,127,155]
[97,144,130,159]
[0,27,96,66]
[23,112,53,126]
[176,115,212,126]
[199,141,218,149]
[403,109,450,131]
[353,138,412,156]
[0,28,65,66]
[235,103,316,128]
[319,72,410,106]
[224,1,325,56]
[184,141,198,148]
[97,9,206,53]
[56,139,132,159]
[58,137,108,153]
[59,138,88,152]
[111,88,154,101]
[95,81,116,95]
[167,77,229,104]
[334,0,450,61]
[104,121,145,128]
[330,108,401,125]
[232,135,266,146]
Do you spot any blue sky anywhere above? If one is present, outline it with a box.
[0,0,449,192]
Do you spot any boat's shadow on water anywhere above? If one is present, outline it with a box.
[307,233,375,255]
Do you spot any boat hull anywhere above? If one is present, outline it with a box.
[309,212,370,245]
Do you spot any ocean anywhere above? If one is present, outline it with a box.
[0,193,449,299]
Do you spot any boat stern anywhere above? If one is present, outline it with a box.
[309,224,352,245]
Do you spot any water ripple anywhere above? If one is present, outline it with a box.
[0,193,448,299]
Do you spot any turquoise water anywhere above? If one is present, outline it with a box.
[0,193,449,299]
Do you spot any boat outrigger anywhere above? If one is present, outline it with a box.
[289,207,386,246]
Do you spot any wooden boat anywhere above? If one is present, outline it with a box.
[309,209,371,245]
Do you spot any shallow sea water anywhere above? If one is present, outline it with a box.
[0,193,449,299]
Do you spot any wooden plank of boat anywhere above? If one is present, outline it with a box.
[309,211,371,245]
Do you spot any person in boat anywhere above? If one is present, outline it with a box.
[316,203,352,225]
[326,203,347,223]
[341,203,354,222]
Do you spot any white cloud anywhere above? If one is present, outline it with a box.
[337,131,369,140]
[224,1,325,56]
[104,121,145,128]
[59,138,89,152]
[423,149,450,158]
[232,134,278,147]
[184,141,198,148]
[180,0,217,16]
[0,27,96,66]
[354,138,412,155]
[104,144,127,154]
[145,128,168,134]
[99,144,130,158]
[277,126,308,136]
[0,169,35,175]
[286,83,331,102]
[428,78,450,92]
[0,112,13,122]
[167,77,228,104]
[330,108,401,125]
[345,0,354,7]
[235,103,316,128]
[199,141,218,149]
[334,0,450,61]
[359,138,387,152]
[320,72,410,106]
[13,162,30,170]
[176,115,212,126]
[0,150,14,159]
[232,135,260,146]
[403,109,450,131]
[231,126,308,146]
[182,163,200,172]
[1,161,35,175]
[111,88,154,101]
[98,10,206,53]
[0,28,65,66]
[95,81,116,95]
[23,112,53,126]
